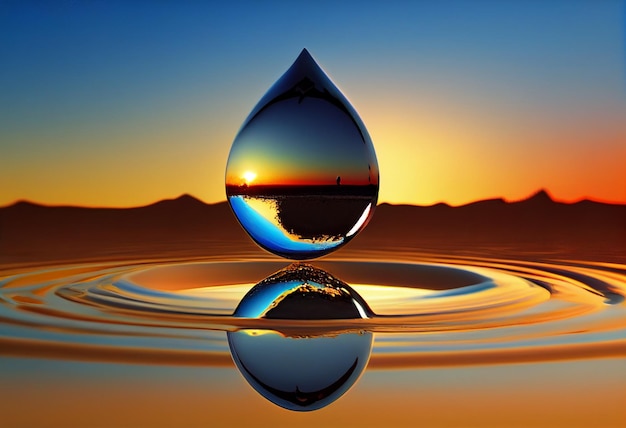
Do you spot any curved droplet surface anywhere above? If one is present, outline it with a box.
[232,263,373,320]
[228,329,372,411]
[228,263,373,411]
[225,49,379,260]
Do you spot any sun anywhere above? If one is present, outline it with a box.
[242,171,257,185]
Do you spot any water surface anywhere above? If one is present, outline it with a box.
[1,252,625,426]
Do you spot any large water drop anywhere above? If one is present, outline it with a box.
[228,263,373,411]
[225,49,379,259]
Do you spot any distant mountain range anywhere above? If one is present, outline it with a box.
[1,190,624,265]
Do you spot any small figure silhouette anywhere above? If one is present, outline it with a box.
[336,176,341,186]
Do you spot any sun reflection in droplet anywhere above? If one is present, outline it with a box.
[242,171,257,185]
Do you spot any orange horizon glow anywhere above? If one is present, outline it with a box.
[3,186,626,210]
[5,97,624,209]
[225,170,375,188]
[241,171,257,185]
[2,2,625,211]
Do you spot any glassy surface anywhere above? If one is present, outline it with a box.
[2,255,626,425]
[228,329,372,411]
[232,262,373,319]
[228,263,373,411]
[225,49,379,259]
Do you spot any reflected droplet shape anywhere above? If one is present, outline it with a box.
[225,49,379,259]
[228,263,373,411]
[232,263,373,320]
[228,329,372,411]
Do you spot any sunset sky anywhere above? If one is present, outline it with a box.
[1,0,624,207]
[225,74,380,188]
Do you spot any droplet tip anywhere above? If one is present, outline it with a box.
[298,48,313,59]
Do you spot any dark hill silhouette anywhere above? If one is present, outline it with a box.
[361,190,625,262]
[1,191,624,266]
[144,193,208,209]
[0,196,253,266]
[516,188,553,203]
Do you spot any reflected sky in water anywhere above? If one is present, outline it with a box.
[1,254,625,422]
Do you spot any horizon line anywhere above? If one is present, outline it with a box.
[3,189,626,210]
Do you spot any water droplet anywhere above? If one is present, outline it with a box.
[225,49,379,260]
[228,263,372,411]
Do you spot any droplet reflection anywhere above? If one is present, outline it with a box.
[228,263,373,411]
[228,329,372,411]
[233,263,373,320]
[225,49,379,260]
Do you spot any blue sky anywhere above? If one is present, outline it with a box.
[1,0,624,206]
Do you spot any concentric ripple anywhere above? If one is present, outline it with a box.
[1,256,625,368]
